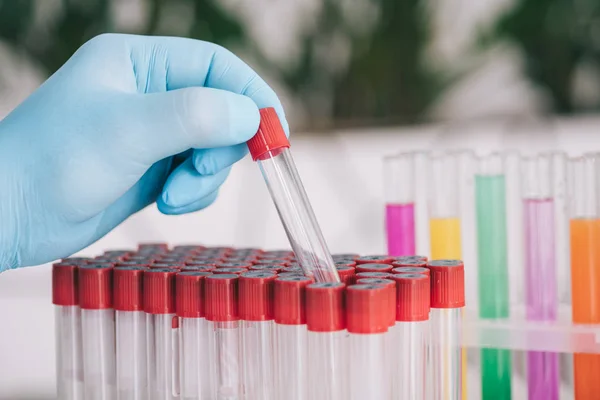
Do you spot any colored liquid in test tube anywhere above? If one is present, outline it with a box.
[383,152,417,256]
[522,155,559,400]
[568,155,600,399]
[247,108,339,283]
[475,154,511,399]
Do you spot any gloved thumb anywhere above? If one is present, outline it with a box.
[111,87,261,165]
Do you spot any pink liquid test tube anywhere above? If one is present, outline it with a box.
[143,268,179,400]
[274,276,312,400]
[247,108,339,283]
[53,262,83,400]
[239,271,277,400]
[306,282,347,400]
[384,152,418,256]
[78,264,116,400]
[346,284,390,400]
[113,266,147,400]
[522,155,559,400]
[176,271,212,400]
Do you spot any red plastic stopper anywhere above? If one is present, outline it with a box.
[392,266,430,277]
[274,276,312,325]
[356,263,393,274]
[176,272,210,318]
[336,266,356,285]
[428,260,465,308]
[213,267,248,275]
[216,262,253,269]
[392,257,428,268]
[113,267,145,311]
[52,262,79,306]
[346,284,389,334]
[306,282,346,332]
[78,264,113,310]
[356,255,394,265]
[143,268,177,314]
[180,265,215,273]
[204,274,239,322]
[355,278,396,327]
[355,272,392,280]
[390,273,430,321]
[249,264,285,273]
[247,108,290,161]
[239,272,277,321]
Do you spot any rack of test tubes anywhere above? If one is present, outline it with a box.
[384,150,600,399]
[52,245,464,400]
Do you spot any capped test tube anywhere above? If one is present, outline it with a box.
[204,274,242,400]
[176,271,211,400]
[568,154,600,398]
[390,273,430,400]
[79,264,116,400]
[246,108,338,283]
[144,268,178,400]
[274,276,312,400]
[428,260,465,400]
[355,263,393,274]
[522,155,559,400]
[346,284,390,400]
[113,267,147,400]
[306,282,347,400]
[239,271,277,400]
[53,262,83,400]
[384,152,417,256]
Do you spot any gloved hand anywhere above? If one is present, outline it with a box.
[0,33,288,271]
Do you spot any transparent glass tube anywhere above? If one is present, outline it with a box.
[116,310,147,400]
[274,324,307,400]
[348,333,387,400]
[179,317,210,400]
[81,309,116,400]
[55,305,83,400]
[208,321,241,400]
[521,155,559,400]
[429,152,462,260]
[307,330,347,400]
[241,320,274,400]
[146,313,177,400]
[383,152,417,256]
[257,148,339,283]
[392,321,427,400]
[429,308,462,400]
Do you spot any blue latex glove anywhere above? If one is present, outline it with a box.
[0,34,288,271]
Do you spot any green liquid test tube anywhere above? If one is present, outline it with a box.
[475,154,511,400]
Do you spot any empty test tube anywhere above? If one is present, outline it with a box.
[79,264,116,400]
[113,267,147,400]
[247,108,338,283]
[53,262,83,400]
[384,152,418,256]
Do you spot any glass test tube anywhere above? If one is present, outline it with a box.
[53,262,83,400]
[383,152,417,256]
[176,271,211,400]
[247,108,339,283]
[568,155,600,399]
[114,267,147,400]
[346,284,390,400]
[205,274,242,400]
[144,268,178,400]
[239,271,277,400]
[79,264,116,400]
[475,154,512,398]
[429,152,462,259]
[306,282,347,400]
[428,260,464,400]
[522,155,559,400]
[274,276,312,400]
[390,273,430,400]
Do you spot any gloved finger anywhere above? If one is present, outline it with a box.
[157,156,230,210]
[158,189,220,216]
[192,144,249,175]
[114,87,260,165]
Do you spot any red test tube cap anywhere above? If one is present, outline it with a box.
[356,272,392,280]
[239,272,277,321]
[176,272,210,318]
[336,266,356,285]
[356,263,393,274]
[113,266,145,311]
[392,266,430,277]
[306,282,346,332]
[204,274,239,322]
[355,278,396,327]
[356,255,394,265]
[143,268,177,314]
[247,108,290,161]
[391,273,430,321]
[52,262,79,306]
[274,276,312,325]
[346,284,389,334]
[78,264,113,310]
[428,260,465,308]
[213,267,247,275]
